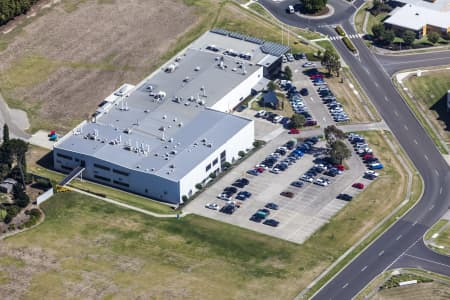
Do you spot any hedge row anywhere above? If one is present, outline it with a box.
[342,37,357,53]
[335,26,346,37]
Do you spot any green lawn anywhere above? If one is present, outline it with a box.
[354,3,369,34]
[316,40,335,53]
[402,69,450,146]
[248,2,274,20]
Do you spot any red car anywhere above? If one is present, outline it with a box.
[310,74,324,79]
[352,182,365,189]
[335,164,345,171]
[362,154,374,160]
[289,128,300,134]
[256,167,265,173]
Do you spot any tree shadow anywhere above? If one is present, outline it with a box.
[430,94,450,131]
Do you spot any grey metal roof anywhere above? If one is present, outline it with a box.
[55,30,280,181]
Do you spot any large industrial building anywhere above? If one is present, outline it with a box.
[385,0,450,37]
[53,29,289,205]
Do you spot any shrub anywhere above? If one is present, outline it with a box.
[335,26,345,36]
[238,151,246,158]
[4,214,12,224]
[209,173,216,179]
[427,31,440,44]
[342,37,357,52]
[222,162,231,169]
[253,140,263,148]
[195,183,203,190]
[182,195,188,202]
[29,208,41,218]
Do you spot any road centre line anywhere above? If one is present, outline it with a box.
[424,154,429,161]
[435,169,440,176]
[404,125,408,130]
[396,235,402,240]
[414,139,418,144]
[440,186,443,195]
[361,265,368,272]
[429,204,435,211]
[342,283,349,289]
[384,96,389,102]
[378,250,385,256]
[394,111,399,116]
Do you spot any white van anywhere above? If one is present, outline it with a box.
[287,5,294,14]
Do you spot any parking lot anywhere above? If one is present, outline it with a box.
[185,131,374,244]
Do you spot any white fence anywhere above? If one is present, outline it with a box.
[36,188,54,205]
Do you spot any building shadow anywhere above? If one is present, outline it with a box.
[430,94,450,131]
[35,150,54,170]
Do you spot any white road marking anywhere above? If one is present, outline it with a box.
[440,186,443,195]
[342,283,349,289]
[413,139,418,144]
[412,221,418,226]
[429,204,435,211]
[361,265,368,272]
[310,97,315,102]
[424,154,429,160]
[394,111,399,116]
[396,235,402,240]
[404,125,408,130]
[384,96,389,102]
[374,82,379,87]
[435,169,440,176]
[378,250,385,256]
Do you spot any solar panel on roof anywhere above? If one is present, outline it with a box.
[261,41,290,56]
[245,36,264,44]
[211,28,229,36]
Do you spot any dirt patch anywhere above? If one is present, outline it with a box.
[0,246,59,299]
[0,0,198,133]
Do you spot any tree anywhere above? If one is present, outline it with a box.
[382,29,395,45]
[267,81,277,91]
[427,31,440,44]
[321,50,341,77]
[3,124,9,144]
[284,66,293,80]
[324,125,345,145]
[290,114,306,128]
[402,30,416,46]
[371,23,385,41]
[330,140,351,164]
[6,139,28,186]
[301,0,327,13]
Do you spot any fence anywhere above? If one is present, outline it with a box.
[36,188,54,205]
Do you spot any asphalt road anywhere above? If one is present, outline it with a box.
[257,1,450,298]
[375,51,450,75]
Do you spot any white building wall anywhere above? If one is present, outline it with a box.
[53,148,180,204]
[211,67,263,112]
[179,120,254,199]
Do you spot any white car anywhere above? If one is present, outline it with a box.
[205,203,220,210]
[217,193,232,201]
[303,62,315,68]
[257,110,267,117]
[270,168,280,174]
[314,178,328,186]
[273,116,283,123]
[300,175,313,182]
[364,170,379,178]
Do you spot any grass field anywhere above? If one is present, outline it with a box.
[4,129,419,298]
[403,69,450,147]
[315,40,335,53]
[432,221,450,254]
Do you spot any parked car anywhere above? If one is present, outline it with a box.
[352,182,365,189]
[247,169,259,176]
[369,163,384,170]
[236,191,252,200]
[291,180,304,188]
[303,62,315,68]
[217,193,232,201]
[220,204,236,214]
[263,219,280,227]
[300,88,309,96]
[337,193,353,201]
[205,203,220,210]
[289,128,300,134]
[265,202,279,210]
[280,191,294,198]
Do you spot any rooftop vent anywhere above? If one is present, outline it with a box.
[195,66,201,71]
[165,63,178,73]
